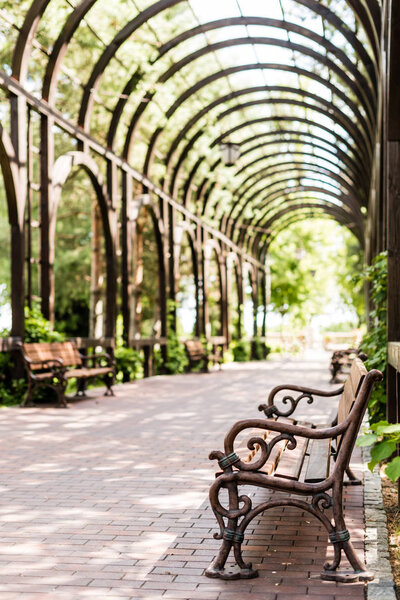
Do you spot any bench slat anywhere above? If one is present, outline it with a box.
[273,421,311,481]
[303,437,331,483]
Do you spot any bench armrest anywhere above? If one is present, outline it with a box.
[209,417,347,474]
[258,384,344,418]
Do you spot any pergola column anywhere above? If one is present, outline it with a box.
[386,0,400,423]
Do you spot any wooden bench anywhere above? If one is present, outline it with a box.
[205,358,382,583]
[184,339,222,372]
[329,348,365,382]
[19,341,115,407]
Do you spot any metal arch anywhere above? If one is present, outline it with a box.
[260,203,365,248]
[11,0,52,82]
[221,173,361,234]
[257,207,364,257]
[157,11,376,75]
[149,111,367,200]
[129,56,374,176]
[78,0,183,131]
[157,110,367,214]
[235,139,363,190]
[203,147,366,225]
[176,127,365,211]
[250,201,364,252]
[86,9,377,150]
[111,12,375,153]
[219,164,360,239]
[132,32,375,160]
[51,150,117,336]
[169,98,370,202]
[246,187,364,243]
[235,186,364,247]
[223,162,360,221]
[140,62,374,179]
[0,123,22,227]
[42,0,97,104]
[231,183,363,240]
[162,83,367,177]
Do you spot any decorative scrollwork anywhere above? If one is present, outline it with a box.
[259,392,314,418]
[237,432,297,472]
[311,492,333,512]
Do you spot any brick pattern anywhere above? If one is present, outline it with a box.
[0,352,368,599]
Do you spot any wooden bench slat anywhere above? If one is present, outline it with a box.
[303,437,331,483]
[274,432,310,481]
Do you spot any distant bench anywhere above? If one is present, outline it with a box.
[19,341,115,407]
[330,348,365,382]
[184,339,223,372]
[205,357,382,583]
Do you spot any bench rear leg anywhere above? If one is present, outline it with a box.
[205,481,258,580]
[321,482,373,582]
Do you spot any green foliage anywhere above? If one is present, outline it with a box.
[357,420,400,482]
[114,315,143,382]
[0,307,65,406]
[357,252,387,423]
[252,338,271,360]
[115,347,142,382]
[164,300,188,374]
[24,306,65,343]
[230,339,250,362]
[269,221,364,329]
[0,352,26,406]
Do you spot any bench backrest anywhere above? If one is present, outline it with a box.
[337,357,367,427]
[334,356,372,470]
[185,340,205,358]
[22,341,82,369]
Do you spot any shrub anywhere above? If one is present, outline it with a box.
[357,252,387,423]
[230,339,250,362]
[115,346,142,382]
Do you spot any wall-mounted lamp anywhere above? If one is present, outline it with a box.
[220,141,241,166]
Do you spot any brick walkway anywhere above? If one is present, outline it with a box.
[0,351,368,599]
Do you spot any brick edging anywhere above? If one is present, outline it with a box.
[362,443,397,599]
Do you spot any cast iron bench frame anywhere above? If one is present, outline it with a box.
[19,341,115,408]
[184,339,222,372]
[205,358,382,583]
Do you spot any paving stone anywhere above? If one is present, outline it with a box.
[0,351,394,599]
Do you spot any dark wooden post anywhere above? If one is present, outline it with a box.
[39,114,54,322]
[386,0,400,424]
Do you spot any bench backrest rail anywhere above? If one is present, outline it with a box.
[21,342,82,369]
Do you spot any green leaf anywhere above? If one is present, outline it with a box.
[370,420,389,432]
[370,440,397,463]
[385,456,400,483]
[385,457,400,483]
[368,458,378,472]
[356,433,378,447]
[376,423,400,435]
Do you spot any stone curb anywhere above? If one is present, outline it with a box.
[363,444,397,600]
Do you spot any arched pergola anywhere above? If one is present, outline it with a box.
[1,0,400,416]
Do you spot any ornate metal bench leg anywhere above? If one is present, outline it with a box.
[56,381,68,408]
[104,373,114,396]
[321,483,373,582]
[205,481,258,580]
[21,380,35,407]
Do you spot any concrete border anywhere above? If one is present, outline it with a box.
[363,444,397,599]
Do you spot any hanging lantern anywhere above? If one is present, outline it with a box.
[220,142,241,166]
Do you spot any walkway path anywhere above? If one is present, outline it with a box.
[0,352,368,599]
